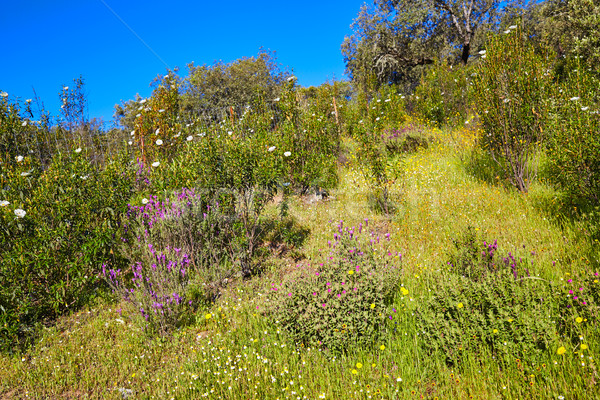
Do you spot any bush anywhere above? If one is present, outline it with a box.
[412,62,474,128]
[472,26,554,192]
[545,56,600,205]
[269,219,402,353]
[416,229,556,365]
[0,150,133,352]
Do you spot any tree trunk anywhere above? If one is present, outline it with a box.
[461,41,471,65]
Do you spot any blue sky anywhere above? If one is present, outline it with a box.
[1,0,366,125]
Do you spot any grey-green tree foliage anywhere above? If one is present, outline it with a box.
[342,0,517,89]
[181,49,291,114]
[532,0,600,69]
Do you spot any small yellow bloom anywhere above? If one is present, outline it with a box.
[400,287,409,296]
[351,369,358,375]
[370,303,376,309]
[576,317,583,323]
[557,346,567,355]
[581,344,589,350]
[348,270,354,275]
[205,313,212,320]
[380,345,386,350]
[356,362,363,369]
[372,363,376,368]
[493,329,498,334]
[508,318,513,322]
[457,303,464,309]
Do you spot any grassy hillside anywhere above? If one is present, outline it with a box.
[2,125,597,399]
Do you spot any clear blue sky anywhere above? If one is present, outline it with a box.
[1,0,366,125]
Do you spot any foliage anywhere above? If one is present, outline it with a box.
[412,62,475,127]
[181,49,290,114]
[342,0,513,94]
[545,57,600,205]
[472,26,554,192]
[0,151,133,352]
[528,0,600,71]
[417,229,556,365]
[269,219,402,353]
[349,87,410,214]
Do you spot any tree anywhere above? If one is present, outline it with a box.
[342,0,516,90]
[530,0,600,70]
[181,49,291,116]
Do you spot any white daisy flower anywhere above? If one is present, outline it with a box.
[0,92,8,98]
[509,25,517,30]
[14,209,26,218]
[274,98,280,102]
[152,161,160,167]
[186,135,193,141]
[582,106,589,111]
[26,99,31,103]
[284,151,291,157]
[136,113,141,118]
[63,86,69,90]
[16,155,23,162]
[74,147,82,153]
[158,109,165,113]
[0,200,9,207]
[21,121,27,126]
[142,198,149,205]
[20,172,30,177]
[268,146,276,152]
[479,50,486,55]
[155,128,160,135]
[570,97,580,101]
[140,99,146,104]
[156,139,163,146]
[128,141,132,145]
[131,130,135,136]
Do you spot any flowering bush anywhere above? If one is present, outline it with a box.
[0,150,134,352]
[472,26,554,192]
[417,229,556,365]
[545,56,600,206]
[102,247,193,336]
[269,219,402,353]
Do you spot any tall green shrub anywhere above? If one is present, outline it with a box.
[472,26,554,192]
[545,57,600,205]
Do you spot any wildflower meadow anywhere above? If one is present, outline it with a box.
[2,10,600,400]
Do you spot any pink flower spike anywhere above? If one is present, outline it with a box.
[569,290,574,294]
[574,296,578,300]
[322,303,326,307]
[580,288,584,291]
[568,279,573,283]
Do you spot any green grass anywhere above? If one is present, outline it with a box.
[1,129,599,399]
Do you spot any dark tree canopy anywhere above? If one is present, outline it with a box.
[342,0,516,90]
